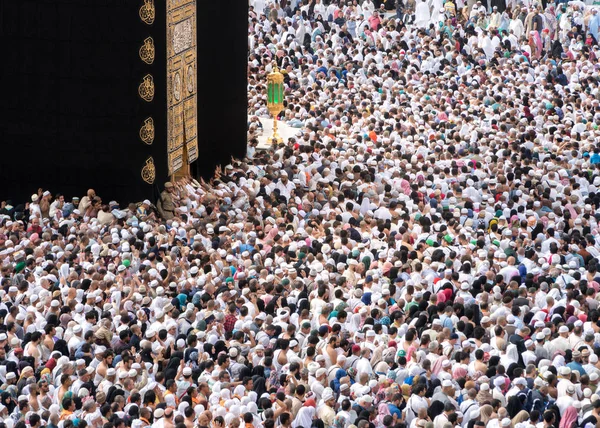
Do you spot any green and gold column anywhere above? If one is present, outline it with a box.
[266,64,284,145]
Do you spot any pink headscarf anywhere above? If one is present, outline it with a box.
[382,262,393,275]
[529,31,542,58]
[559,406,578,428]
[437,288,453,303]
[376,402,392,427]
[432,355,448,375]
[564,203,578,220]
[453,366,468,379]
[400,179,411,195]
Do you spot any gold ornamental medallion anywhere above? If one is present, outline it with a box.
[139,0,155,25]
[140,117,155,145]
[139,37,155,64]
[138,74,155,102]
[141,157,156,184]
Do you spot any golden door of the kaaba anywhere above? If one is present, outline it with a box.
[166,0,198,179]
[137,0,198,185]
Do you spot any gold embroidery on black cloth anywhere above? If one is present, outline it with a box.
[167,0,198,172]
[141,157,156,184]
[139,74,155,102]
[173,72,182,101]
[186,65,194,94]
[139,37,155,65]
[140,117,155,145]
[139,0,155,25]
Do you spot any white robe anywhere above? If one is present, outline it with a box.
[296,24,306,43]
[480,35,494,59]
[292,407,316,428]
[252,0,266,15]
[415,1,431,28]
[430,0,444,25]
[509,18,524,39]
[362,0,375,16]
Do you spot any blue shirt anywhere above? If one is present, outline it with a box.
[567,361,586,376]
[440,314,454,330]
[388,403,402,418]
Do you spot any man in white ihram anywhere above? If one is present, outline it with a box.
[415,0,431,28]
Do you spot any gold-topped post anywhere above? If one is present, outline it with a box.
[171,110,190,183]
[266,64,284,145]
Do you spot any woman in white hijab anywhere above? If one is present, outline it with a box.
[292,406,316,428]
[500,343,519,369]
[552,354,566,368]
[224,413,237,426]
[230,405,242,419]
[479,32,494,60]
[233,385,246,400]
[348,313,362,332]
[177,402,189,417]
[247,402,262,428]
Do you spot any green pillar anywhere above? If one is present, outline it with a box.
[268,83,273,104]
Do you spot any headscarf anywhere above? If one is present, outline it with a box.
[19,366,33,381]
[164,354,182,382]
[453,366,468,379]
[500,344,519,368]
[476,385,493,404]
[292,406,316,428]
[552,354,566,368]
[431,355,448,375]
[177,293,188,310]
[1,392,15,414]
[252,366,265,378]
[332,368,349,393]
[333,414,347,428]
[233,384,246,399]
[349,313,362,331]
[253,377,267,400]
[529,31,543,58]
[61,391,74,410]
[512,410,530,426]
[506,395,523,418]
[559,406,578,428]
[544,6,557,39]
[304,399,316,408]
[375,402,392,427]
[480,405,494,425]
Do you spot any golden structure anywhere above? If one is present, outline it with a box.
[137,0,197,184]
[139,0,156,25]
[139,37,155,64]
[138,1,155,181]
[140,117,155,145]
[266,64,285,145]
[141,157,156,184]
[167,0,197,180]
[138,74,155,102]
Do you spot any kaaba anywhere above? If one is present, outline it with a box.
[0,0,248,204]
